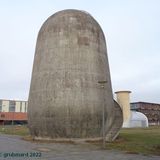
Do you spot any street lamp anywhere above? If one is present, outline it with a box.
[98,80,107,149]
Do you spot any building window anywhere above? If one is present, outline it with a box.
[130,103,139,110]
[0,100,2,112]
[9,101,15,112]
[24,102,27,112]
[1,114,5,118]
[20,102,22,112]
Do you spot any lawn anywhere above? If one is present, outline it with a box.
[107,126,160,155]
[0,125,160,155]
[0,125,29,136]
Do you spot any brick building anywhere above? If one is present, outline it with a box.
[130,102,160,125]
[0,99,27,125]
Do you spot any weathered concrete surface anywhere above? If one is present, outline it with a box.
[0,134,160,160]
[28,9,122,140]
[106,100,123,141]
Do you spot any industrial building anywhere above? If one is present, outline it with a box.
[1,94,159,127]
[0,99,27,125]
[131,102,160,125]
[115,91,149,128]
[28,9,123,141]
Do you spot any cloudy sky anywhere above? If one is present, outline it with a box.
[0,0,159,103]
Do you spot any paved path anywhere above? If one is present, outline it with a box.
[0,134,159,160]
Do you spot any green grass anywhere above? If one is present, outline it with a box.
[0,125,160,155]
[107,126,160,155]
[0,125,29,136]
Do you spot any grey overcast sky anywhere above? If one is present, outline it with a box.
[0,0,159,103]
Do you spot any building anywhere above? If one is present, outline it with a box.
[131,102,160,125]
[28,9,123,141]
[129,111,148,127]
[0,99,28,125]
[115,91,149,128]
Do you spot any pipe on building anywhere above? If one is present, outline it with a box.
[115,91,131,127]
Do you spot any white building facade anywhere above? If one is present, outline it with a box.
[0,99,28,113]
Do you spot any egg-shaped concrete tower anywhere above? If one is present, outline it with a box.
[28,9,123,140]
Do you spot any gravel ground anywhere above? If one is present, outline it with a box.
[0,134,159,160]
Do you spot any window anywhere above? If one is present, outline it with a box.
[9,101,15,112]
[0,100,2,112]
[24,102,27,112]
[20,102,22,112]
[130,103,139,110]
[1,114,5,118]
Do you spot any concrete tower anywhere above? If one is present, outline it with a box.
[115,91,131,127]
[28,9,123,141]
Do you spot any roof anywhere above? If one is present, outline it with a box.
[115,90,131,94]
[0,99,27,102]
[131,101,160,106]
[131,111,148,121]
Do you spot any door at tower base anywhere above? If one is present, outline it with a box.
[28,9,123,141]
